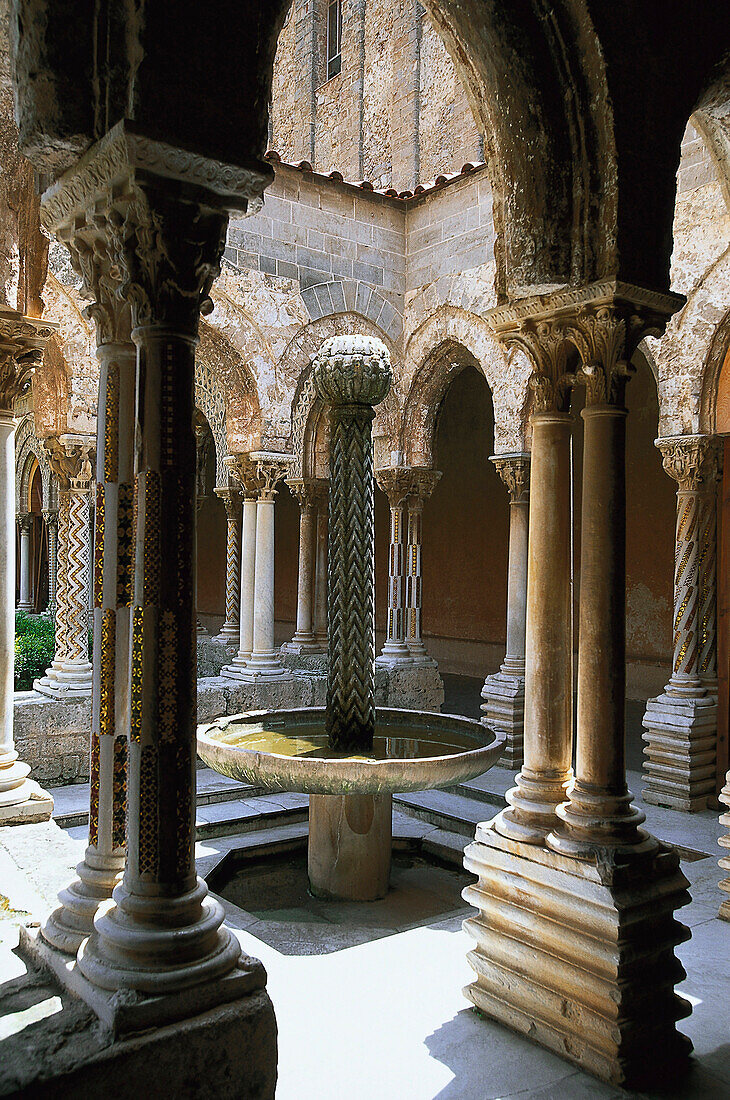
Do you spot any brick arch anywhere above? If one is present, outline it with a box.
[402,306,531,459]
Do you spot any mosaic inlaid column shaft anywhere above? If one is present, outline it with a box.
[376,470,411,666]
[214,486,242,643]
[43,341,136,954]
[76,185,245,997]
[43,509,58,615]
[404,470,440,664]
[313,335,391,753]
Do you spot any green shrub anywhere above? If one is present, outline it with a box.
[15,611,56,690]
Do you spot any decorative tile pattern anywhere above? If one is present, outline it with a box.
[89,732,100,847]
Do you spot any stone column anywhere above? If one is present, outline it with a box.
[0,306,56,824]
[42,508,58,615]
[642,436,720,811]
[375,467,412,667]
[43,231,135,951]
[284,478,319,652]
[222,455,259,678]
[720,774,730,920]
[404,469,441,665]
[313,481,329,649]
[23,132,273,1025]
[481,454,530,768]
[493,413,573,843]
[17,512,33,610]
[239,454,293,680]
[464,284,692,1087]
[214,485,241,643]
[34,435,94,698]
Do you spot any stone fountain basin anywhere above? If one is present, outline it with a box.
[197,707,505,796]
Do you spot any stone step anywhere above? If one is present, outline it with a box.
[195,792,309,841]
[393,788,491,837]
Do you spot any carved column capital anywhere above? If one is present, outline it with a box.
[491,453,530,503]
[42,509,58,531]
[43,434,96,493]
[656,435,721,492]
[375,466,440,509]
[17,512,32,533]
[0,306,59,414]
[214,485,242,520]
[488,280,684,411]
[248,452,294,500]
[286,478,320,510]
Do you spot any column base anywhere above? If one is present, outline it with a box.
[642,691,717,811]
[220,654,252,680]
[42,847,124,955]
[480,670,525,769]
[282,633,326,654]
[308,793,392,900]
[375,643,413,668]
[0,777,53,824]
[228,653,293,682]
[18,928,276,1100]
[462,820,692,1088]
[214,622,241,644]
[34,661,93,698]
[16,600,33,612]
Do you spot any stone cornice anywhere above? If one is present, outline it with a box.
[487,280,685,331]
[40,120,273,235]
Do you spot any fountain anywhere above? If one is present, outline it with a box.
[198,335,504,900]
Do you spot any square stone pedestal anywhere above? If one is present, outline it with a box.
[480,671,525,769]
[462,822,692,1088]
[642,693,718,811]
[0,780,53,825]
[16,927,277,1098]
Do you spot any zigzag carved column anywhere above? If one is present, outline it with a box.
[481,453,530,767]
[642,436,720,811]
[313,479,329,649]
[42,221,135,953]
[464,282,692,1088]
[214,485,242,643]
[35,435,94,698]
[22,125,275,1042]
[0,306,56,825]
[42,509,58,615]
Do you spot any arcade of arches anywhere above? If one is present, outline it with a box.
[1,1,730,1097]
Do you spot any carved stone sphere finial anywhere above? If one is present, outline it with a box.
[312,334,392,408]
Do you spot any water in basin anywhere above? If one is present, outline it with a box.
[206,720,481,762]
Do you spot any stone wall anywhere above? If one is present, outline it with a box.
[269,0,483,190]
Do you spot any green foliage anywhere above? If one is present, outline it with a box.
[14,611,56,690]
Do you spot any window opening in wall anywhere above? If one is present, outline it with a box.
[327,0,342,79]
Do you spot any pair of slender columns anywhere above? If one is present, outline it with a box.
[16,513,33,610]
[221,452,293,681]
[0,306,57,824]
[642,436,721,811]
[285,478,328,653]
[34,435,94,698]
[481,454,530,768]
[375,466,440,667]
[32,126,273,1017]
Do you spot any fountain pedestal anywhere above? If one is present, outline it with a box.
[309,793,392,900]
